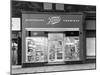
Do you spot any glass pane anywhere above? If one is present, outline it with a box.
[64,37,80,61]
[26,37,48,63]
[48,41,56,62]
[48,33,64,62]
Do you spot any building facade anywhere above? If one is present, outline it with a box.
[11,0,96,66]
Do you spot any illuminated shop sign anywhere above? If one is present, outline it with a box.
[25,16,80,25]
[47,16,80,25]
[22,13,85,65]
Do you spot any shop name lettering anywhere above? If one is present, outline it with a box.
[25,19,44,21]
[47,16,61,25]
[63,19,80,22]
[47,16,80,25]
[25,16,80,25]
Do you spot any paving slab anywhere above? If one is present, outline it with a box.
[11,63,96,74]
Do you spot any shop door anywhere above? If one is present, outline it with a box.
[64,31,80,61]
[48,33,64,62]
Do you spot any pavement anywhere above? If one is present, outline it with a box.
[11,63,96,74]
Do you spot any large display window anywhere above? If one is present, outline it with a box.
[25,30,80,63]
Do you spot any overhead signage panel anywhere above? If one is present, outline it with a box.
[22,13,83,28]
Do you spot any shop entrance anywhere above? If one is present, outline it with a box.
[48,33,64,62]
[47,31,80,63]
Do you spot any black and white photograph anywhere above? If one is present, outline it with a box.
[10,0,96,74]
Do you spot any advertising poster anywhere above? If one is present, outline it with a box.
[12,18,20,31]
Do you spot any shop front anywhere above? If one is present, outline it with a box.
[22,12,86,67]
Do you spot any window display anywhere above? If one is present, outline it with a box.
[26,32,80,63]
[64,37,80,61]
[26,37,48,63]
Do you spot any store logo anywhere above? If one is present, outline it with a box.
[47,16,61,25]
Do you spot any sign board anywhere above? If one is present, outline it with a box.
[22,13,83,29]
[12,18,20,31]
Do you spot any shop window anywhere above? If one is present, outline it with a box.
[25,30,80,63]
[86,38,96,57]
[26,31,48,63]
[64,31,80,61]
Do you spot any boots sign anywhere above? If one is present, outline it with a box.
[23,13,82,28]
[47,16,61,25]
[25,16,80,25]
